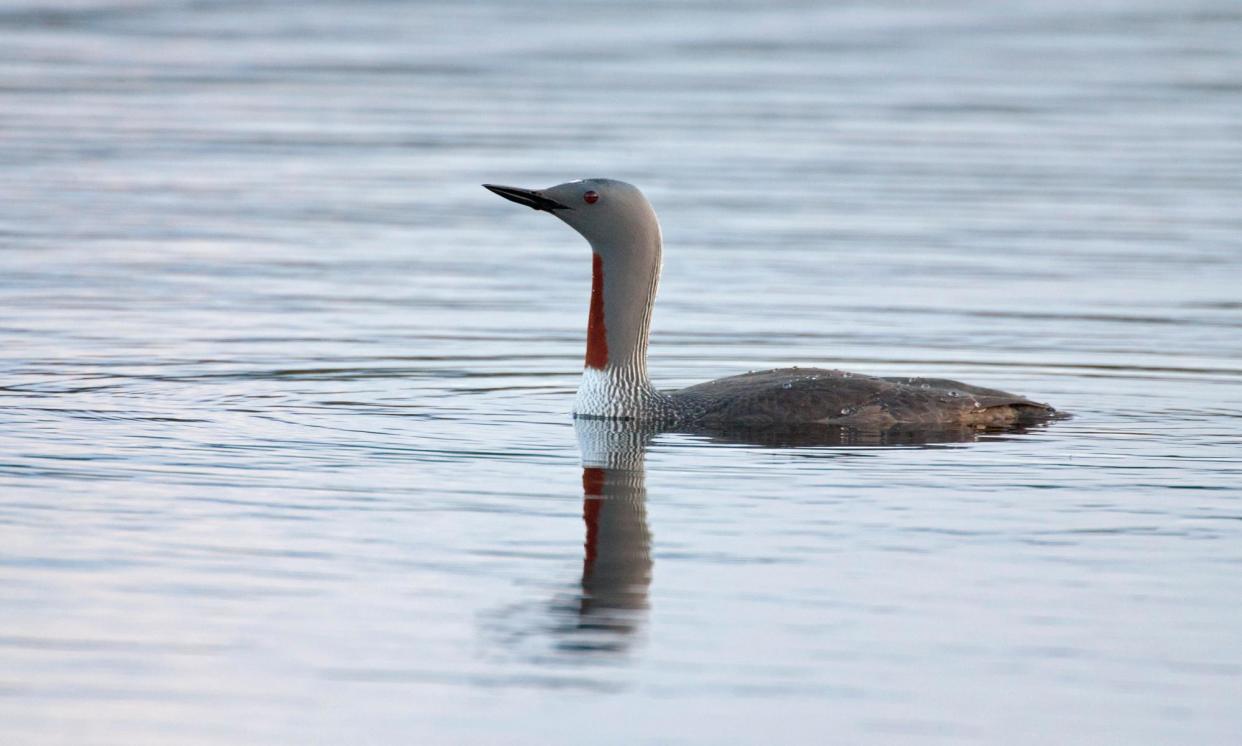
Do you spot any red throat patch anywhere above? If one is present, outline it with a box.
[585,253,609,369]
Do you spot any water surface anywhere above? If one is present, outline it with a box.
[2,1,1241,743]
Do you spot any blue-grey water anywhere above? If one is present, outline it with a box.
[3,1,1242,743]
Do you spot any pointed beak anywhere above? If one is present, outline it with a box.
[483,184,571,212]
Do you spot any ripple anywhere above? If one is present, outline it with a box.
[2,0,1241,743]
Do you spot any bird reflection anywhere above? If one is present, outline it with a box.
[521,418,1049,659]
[551,419,656,655]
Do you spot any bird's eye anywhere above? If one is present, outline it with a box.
[583,191,599,204]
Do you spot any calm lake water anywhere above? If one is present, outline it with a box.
[3,1,1241,743]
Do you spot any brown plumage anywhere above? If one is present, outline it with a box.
[671,368,1057,430]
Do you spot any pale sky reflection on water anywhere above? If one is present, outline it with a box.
[2,1,1241,744]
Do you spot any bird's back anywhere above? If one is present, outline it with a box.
[669,368,1057,429]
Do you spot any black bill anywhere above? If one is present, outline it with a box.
[483,184,571,212]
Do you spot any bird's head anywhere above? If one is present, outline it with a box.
[483,178,660,253]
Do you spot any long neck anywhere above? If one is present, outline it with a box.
[574,232,670,420]
[591,246,659,375]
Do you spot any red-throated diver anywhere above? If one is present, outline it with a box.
[484,179,1058,429]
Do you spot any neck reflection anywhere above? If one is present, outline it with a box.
[558,419,656,655]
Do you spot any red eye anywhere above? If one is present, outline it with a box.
[583,191,599,204]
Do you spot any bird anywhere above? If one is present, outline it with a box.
[484,179,1060,432]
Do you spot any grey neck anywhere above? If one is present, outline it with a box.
[599,235,660,375]
[573,230,676,421]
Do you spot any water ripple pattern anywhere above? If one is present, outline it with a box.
[1,1,1240,744]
